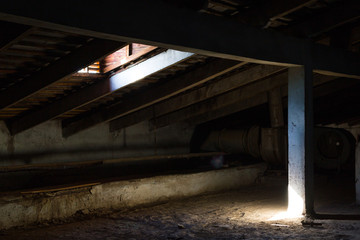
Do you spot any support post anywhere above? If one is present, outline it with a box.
[288,66,314,217]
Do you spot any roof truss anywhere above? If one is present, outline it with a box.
[0,0,359,78]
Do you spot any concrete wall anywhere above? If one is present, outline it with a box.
[0,163,266,230]
[0,120,194,166]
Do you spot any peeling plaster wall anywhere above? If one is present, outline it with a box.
[0,120,194,166]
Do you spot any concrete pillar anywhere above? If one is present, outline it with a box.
[356,139,360,205]
[288,66,314,217]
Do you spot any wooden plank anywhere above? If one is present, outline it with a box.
[181,75,338,126]
[110,64,284,131]
[8,49,194,134]
[0,39,125,110]
[62,59,245,137]
[0,0,359,78]
[21,183,100,194]
[150,72,289,129]
[150,72,340,129]
[102,45,158,73]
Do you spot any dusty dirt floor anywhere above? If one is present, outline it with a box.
[1,176,360,240]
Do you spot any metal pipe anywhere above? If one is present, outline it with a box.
[199,126,354,169]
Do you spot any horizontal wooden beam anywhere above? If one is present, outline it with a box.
[8,49,193,135]
[110,64,285,131]
[62,59,245,137]
[1,0,359,78]
[0,39,125,110]
[102,45,158,73]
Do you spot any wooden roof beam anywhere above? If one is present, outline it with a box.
[102,45,158,73]
[149,73,289,130]
[0,0,359,78]
[109,64,285,132]
[62,58,244,137]
[0,39,125,110]
[8,49,194,135]
[150,74,340,129]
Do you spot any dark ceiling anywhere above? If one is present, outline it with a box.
[0,0,359,137]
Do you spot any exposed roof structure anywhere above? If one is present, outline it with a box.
[0,0,359,137]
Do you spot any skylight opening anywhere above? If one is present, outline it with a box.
[77,43,156,74]
[78,62,100,74]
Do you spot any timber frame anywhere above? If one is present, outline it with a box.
[0,0,360,218]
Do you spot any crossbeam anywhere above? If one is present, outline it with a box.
[0,0,359,78]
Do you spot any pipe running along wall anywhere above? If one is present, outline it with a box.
[200,126,354,169]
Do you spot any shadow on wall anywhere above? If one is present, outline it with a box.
[0,120,194,166]
[0,145,189,166]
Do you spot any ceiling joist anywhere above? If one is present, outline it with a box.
[0,0,359,78]
[62,58,245,137]
[109,64,285,132]
[0,39,125,111]
[8,49,193,135]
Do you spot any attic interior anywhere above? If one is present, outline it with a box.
[1,0,360,238]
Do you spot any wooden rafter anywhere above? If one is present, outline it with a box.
[102,45,158,73]
[62,59,245,137]
[0,0,359,78]
[149,74,341,129]
[8,49,193,135]
[109,64,284,132]
[0,39,125,110]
